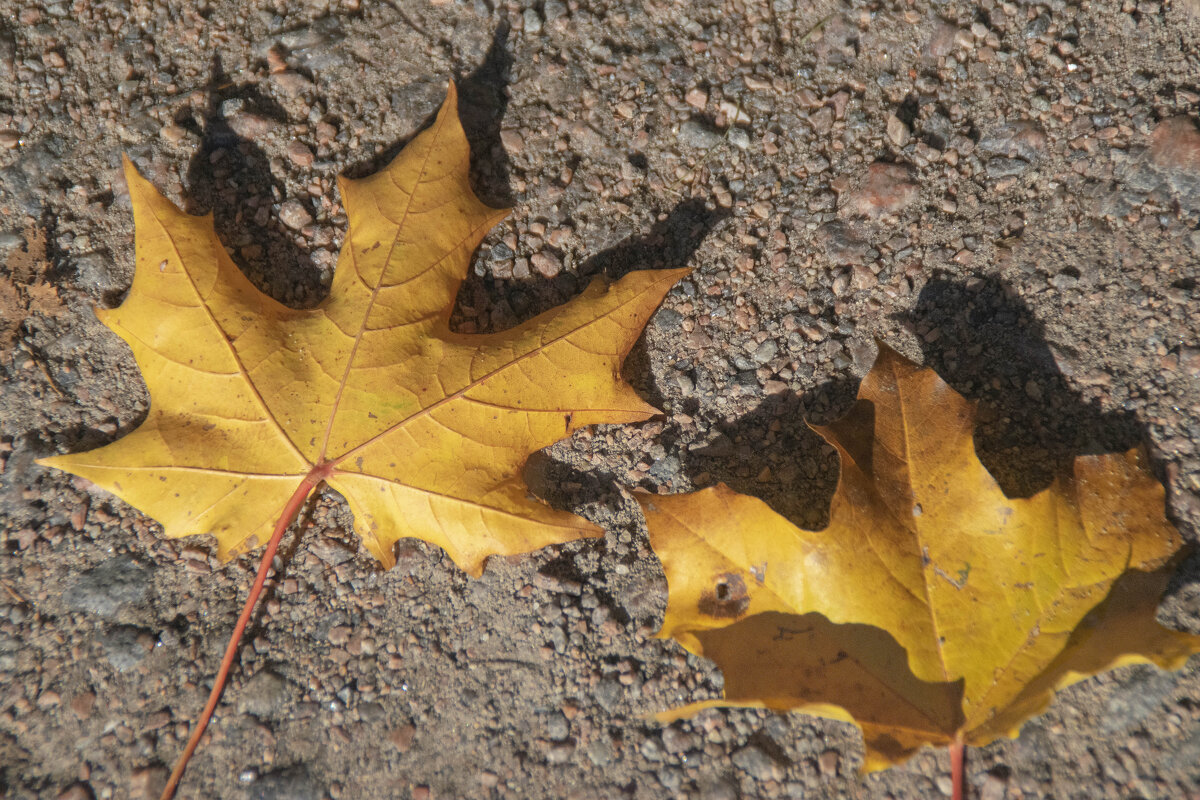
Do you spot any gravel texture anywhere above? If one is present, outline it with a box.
[2,0,1200,798]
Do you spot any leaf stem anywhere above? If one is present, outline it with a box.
[159,473,319,800]
[950,738,966,800]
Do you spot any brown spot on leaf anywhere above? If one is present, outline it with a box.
[699,572,750,619]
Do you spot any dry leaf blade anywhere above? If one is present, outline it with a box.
[40,83,685,577]
[639,344,1200,768]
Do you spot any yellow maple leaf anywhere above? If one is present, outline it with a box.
[38,81,687,800]
[638,343,1200,770]
[38,83,684,575]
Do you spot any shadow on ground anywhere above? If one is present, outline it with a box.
[682,381,854,532]
[906,272,1143,498]
[341,20,515,211]
[183,55,323,305]
[523,200,731,541]
[680,272,1149,531]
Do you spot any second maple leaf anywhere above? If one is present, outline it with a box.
[639,344,1200,769]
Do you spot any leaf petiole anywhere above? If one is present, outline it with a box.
[950,737,965,800]
[159,468,325,800]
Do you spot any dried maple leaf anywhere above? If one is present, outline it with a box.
[1,224,64,347]
[39,83,684,798]
[638,344,1200,773]
[0,279,21,347]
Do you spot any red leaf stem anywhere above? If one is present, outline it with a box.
[159,472,320,800]
[950,738,966,800]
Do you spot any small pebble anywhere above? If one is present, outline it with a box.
[586,736,615,766]
[1149,116,1200,174]
[286,141,315,168]
[279,201,313,230]
[979,121,1048,162]
[732,745,782,781]
[237,668,288,717]
[522,8,543,34]
[159,122,187,144]
[661,725,696,754]
[500,130,525,154]
[678,119,724,150]
[129,766,168,800]
[530,251,562,278]
[272,70,314,96]
[841,161,919,218]
[226,111,274,139]
[390,723,416,752]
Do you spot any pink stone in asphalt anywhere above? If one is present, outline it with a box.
[841,161,919,218]
[1150,116,1200,174]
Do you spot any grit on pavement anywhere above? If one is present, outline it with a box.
[2,0,1200,798]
